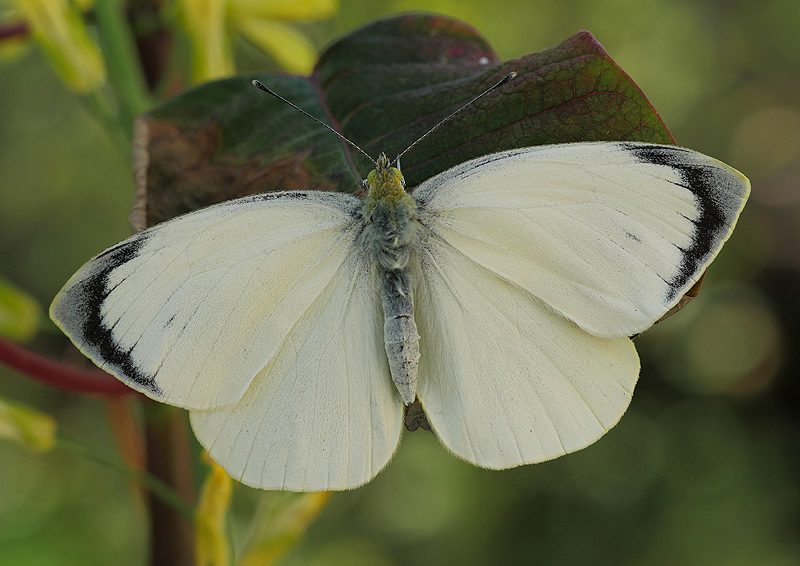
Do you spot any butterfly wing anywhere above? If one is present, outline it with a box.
[411,142,748,468]
[415,231,638,468]
[190,250,403,491]
[413,142,750,338]
[50,191,366,410]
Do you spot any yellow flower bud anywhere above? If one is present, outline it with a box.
[228,0,337,22]
[0,277,41,343]
[195,453,233,566]
[239,491,332,566]
[179,0,234,83]
[13,0,106,92]
[0,396,56,452]
[236,20,316,75]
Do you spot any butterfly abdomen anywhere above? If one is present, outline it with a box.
[362,197,420,405]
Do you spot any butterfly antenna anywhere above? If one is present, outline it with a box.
[251,79,378,167]
[391,72,517,166]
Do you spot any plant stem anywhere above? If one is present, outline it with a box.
[93,0,152,137]
[0,21,29,41]
[126,0,174,91]
[105,397,147,503]
[58,434,194,520]
[143,403,196,566]
[82,91,131,152]
[0,337,133,395]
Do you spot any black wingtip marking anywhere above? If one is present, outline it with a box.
[63,235,163,396]
[621,143,743,302]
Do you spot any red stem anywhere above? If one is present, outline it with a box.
[0,21,29,41]
[0,337,134,395]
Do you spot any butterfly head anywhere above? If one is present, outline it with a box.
[364,152,406,201]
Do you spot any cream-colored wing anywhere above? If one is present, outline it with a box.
[414,142,749,338]
[415,231,639,469]
[190,251,403,491]
[51,191,362,410]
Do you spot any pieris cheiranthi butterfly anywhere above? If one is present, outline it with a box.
[50,73,749,491]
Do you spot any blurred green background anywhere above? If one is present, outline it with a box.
[1,0,799,564]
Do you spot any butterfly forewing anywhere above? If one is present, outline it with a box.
[413,142,750,338]
[50,191,364,410]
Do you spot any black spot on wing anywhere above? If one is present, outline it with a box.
[621,143,741,301]
[624,231,642,243]
[62,234,163,395]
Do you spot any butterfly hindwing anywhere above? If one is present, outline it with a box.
[190,250,403,491]
[413,142,750,338]
[414,230,639,468]
[50,191,364,410]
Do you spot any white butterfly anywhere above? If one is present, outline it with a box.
[50,78,749,491]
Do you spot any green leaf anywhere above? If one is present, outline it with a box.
[0,276,41,342]
[133,14,673,228]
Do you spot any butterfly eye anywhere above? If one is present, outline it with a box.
[362,179,369,188]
